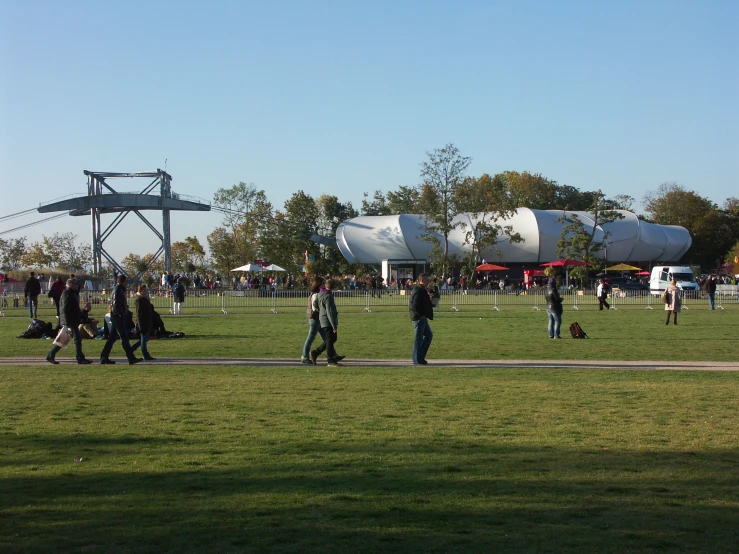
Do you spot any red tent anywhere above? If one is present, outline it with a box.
[540,259,589,267]
[476,263,509,271]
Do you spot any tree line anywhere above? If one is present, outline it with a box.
[2,144,737,280]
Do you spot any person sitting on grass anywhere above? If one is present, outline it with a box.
[79,301,99,339]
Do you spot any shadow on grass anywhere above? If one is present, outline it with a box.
[2,434,739,553]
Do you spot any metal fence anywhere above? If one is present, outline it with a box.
[3,284,736,317]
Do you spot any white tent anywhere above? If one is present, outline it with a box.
[230,263,263,272]
[264,264,286,272]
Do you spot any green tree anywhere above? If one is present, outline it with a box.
[315,194,358,275]
[386,185,421,214]
[607,194,636,212]
[361,190,391,216]
[171,236,208,275]
[453,174,521,279]
[0,237,28,271]
[260,211,302,274]
[557,190,624,285]
[18,233,90,272]
[503,171,557,209]
[643,182,736,268]
[417,143,471,276]
[121,252,162,285]
[21,241,51,269]
[207,227,240,277]
[212,182,274,267]
[282,191,321,272]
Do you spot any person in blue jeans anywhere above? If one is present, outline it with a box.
[545,275,563,339]
[409,274,434,365]
[301,277,327,363]
[24,271,41,320]
[704,275,717,310]
[131,284,156,361]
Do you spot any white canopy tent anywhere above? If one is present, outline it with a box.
[263,264,286,272]
[230,263,263,272]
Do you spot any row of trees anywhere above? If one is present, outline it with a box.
[206,183,360,278]
[2,145,737,279]
[0,233,91,274]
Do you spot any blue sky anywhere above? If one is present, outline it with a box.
[1,0,737,262]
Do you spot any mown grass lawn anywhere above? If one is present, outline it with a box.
[1,304,737,361]
[1,307,738,552]
[1,366,738,553]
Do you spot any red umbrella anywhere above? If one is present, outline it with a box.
[476,263,509,271]
[636,271,650,276]
[540,259,589,267]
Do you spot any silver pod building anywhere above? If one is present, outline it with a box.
[335,209,692,278]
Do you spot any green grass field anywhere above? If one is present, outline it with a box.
[2,302,738,361]
[1,307,738,552]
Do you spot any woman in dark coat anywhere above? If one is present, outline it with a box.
[544,276,563,339]
[173,278,186,315]
[49,276,66,321]
[132,284,156,360]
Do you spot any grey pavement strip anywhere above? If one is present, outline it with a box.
[0,357,738,371]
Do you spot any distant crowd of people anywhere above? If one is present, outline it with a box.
[14,266,738,366]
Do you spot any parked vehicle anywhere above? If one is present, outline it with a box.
[649,266,700,296]
[606,277,649,292]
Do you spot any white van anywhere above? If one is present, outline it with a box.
[649,266,700,296]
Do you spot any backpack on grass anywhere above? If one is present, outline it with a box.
[17,319,53,339]
[569,322,588,339]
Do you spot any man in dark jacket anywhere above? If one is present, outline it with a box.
[99,275,142,365]
[48,276,66,321]
[310,279,342,367]
[24,271,41,320]
[705,275,717,310]
[46,279,92,364]
[545,276,563,339]
[131,284,156,361]
[409,273,434,366]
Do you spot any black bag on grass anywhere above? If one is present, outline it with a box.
[569,322,588,339]
[18,319,54,339]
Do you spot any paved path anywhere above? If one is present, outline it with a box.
[1,357,737,371]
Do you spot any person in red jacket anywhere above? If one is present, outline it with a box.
[48,276,66,322]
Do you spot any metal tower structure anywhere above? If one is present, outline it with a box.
[38,169,210,279]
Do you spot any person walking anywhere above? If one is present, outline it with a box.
[409,273,434,365]
[46,278,92,365]
[49,276,66,321]
[172,278,185,315]
[545,276,563,339]
[704,275,717,310]
[24,271,41,320]
[664,279,682,325]
[131,284,156,361]
[310,279,342,367]
[99,275,142,365]
[596,277,610,311]
[302,277,328,364]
